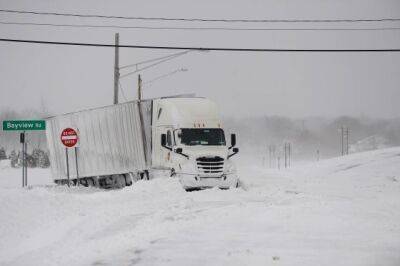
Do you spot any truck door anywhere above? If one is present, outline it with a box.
[163,129,174,167]
[153,127,174,169]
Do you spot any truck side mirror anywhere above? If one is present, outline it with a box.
[161,134,167,147]
[230,134,236,149]
[228,147,239,159]
[173,147,189,159]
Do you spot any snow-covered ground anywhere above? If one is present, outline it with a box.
[0,147,399,266]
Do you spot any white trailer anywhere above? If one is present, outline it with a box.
[46,96,239,190]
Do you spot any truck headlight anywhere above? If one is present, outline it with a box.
[179,160,197,173]
[225,160,236,174]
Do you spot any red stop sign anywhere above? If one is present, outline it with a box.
[61,128,78,148]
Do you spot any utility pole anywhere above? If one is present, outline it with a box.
[113,33,119,105]
[137,74,142,101]
[284,143,287,168]
[346,127,349,155]
[277,156,280,170]
[340,126,350,156]
[341,126,344,156]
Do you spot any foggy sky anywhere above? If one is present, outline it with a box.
[0,0,399,118]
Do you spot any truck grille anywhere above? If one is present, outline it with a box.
[196,156,224,175]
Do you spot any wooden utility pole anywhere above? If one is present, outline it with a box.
[137,74,142,101]
[113,33,120,105]
[346,127,350,155]
[284,143,287,168]
[341,126,344,156]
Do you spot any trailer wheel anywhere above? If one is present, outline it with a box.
[114,175,126,189]
[124,174,133,186]
[87,178,95,187]
[144,170,150,180]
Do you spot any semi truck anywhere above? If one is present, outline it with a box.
[46,96,239,190]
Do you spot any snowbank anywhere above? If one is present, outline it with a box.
[0,147,399,265]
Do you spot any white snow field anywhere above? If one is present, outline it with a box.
[0,147,399,266]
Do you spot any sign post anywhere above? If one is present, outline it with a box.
[75,147,80,186]
[60,128,79,187]
[20,132,25,187]
[3,120,46,188]
[65,148,70,187]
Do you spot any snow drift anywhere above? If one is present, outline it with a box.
[0,147,399,265]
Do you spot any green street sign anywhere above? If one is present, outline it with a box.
[2,120,46,131]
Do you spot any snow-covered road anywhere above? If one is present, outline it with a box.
[0,148,399,266]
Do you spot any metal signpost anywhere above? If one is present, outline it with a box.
[2,120,46,187]
[60,128,79,187]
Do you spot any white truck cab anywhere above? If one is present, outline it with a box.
[151,97,239,190]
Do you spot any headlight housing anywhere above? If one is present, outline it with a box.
[179,159,197,174]
[225,159,236,174]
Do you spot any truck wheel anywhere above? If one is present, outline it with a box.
[235,180,240,188]
[170,168,176,177]
[87,178,95,187]
[114,175,126,189]
[145,170,150,180]
[124,174,133,186]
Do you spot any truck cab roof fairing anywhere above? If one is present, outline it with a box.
[154,98,221,128]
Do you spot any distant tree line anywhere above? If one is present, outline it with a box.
[0,146,50,168]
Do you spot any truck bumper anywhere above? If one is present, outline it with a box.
[176,172,239,190]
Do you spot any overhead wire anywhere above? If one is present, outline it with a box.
[1,9,400,23]
[143,68,187,87]
[1,38,399,52]
[120,52,191,78]
[118,81,128,102]
[1,21,400,31]
[120,50,190,70]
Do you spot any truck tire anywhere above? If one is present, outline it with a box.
[144,170,150,180]
[124,174,133,186]
[170,168,176,177]
[114,174,126,189]
[87,178,95,187]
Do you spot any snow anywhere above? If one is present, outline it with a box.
[0,148,400,266]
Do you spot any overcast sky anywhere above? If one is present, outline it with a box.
[0,0,399,118]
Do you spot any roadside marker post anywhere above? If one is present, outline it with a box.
[2,120,46,188]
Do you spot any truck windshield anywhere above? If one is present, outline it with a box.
[180,128,226,146]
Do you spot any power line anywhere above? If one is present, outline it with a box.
[1,9,400,23]
[143,68,188,86]
[2,21,400,31]
[118,81,128,102]
[1,38,400,52]
[120,52,189,78]
[120,50,190,70]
